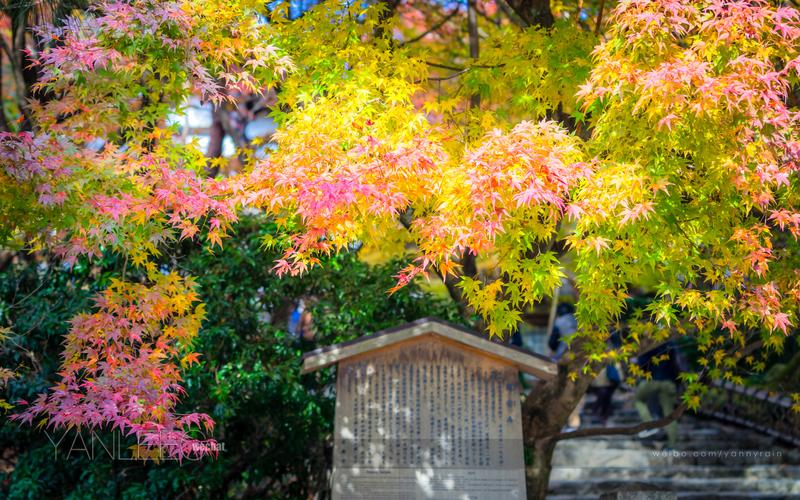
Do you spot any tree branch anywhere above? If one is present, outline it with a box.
[218,105,248,150]
[573,0,583,25]
[397,208,477,325]
[425,61,504,72]
[550,402,688,442]
[425,69,469,82]
[494,0,525,26]
[475,3,500,26]
[400,6,460,46]
[426,61,465,72]
[594,0,607,35]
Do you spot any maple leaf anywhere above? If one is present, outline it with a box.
[180,353,201,368]
[721,319,737,334]
[771,312,792,335]
[657,113,678,131]
[585,236,610,255]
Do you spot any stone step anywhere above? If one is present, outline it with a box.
[567,425,754,439]
[553,433,776,448]
[677,494,800,500]
[547,398,800,498]
[548,477,800,496]
[562,418,790,451]
[554,435,788,454]
[673,440,794,453]
[581,415,751,430]
[547,493,799,500]
[557,422,786,442]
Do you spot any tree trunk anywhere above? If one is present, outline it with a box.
[521,363,594,499]
[522,397,566,499]
[205,106,225,177]
[504,0,554,28]
[373,0,401,40]
[0,59,9,132]
[467,0,480,111]
[526,437,557,500]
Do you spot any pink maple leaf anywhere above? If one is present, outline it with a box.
[771,312,792,334]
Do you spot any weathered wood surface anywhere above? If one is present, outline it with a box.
[331,336,526,499]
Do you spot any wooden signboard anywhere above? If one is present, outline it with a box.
[302,318,556,500]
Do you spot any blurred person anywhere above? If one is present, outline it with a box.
[549,303,583,431]
[587,332,624,425]
[288,298,316,350]
[549,303,577,361]
[587,361,622,425]
[634,341,682,447]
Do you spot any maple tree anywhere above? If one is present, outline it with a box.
[0,217,461,498]
[1,0,799,497]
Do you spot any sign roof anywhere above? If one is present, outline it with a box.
[301,317,557,379]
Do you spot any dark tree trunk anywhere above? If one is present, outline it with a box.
[766,349,800,392]
[10,16,33,130]
[467,0,480,110]
[522,387,563,499]
[205,106,225,177]
[526,437,557,500]
[374,0,401,39]
[521,363,593,499]
[0,60,9,132]
[504,0,554,28]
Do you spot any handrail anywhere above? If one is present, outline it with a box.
[697,380,800,447]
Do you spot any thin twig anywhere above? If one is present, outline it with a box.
[594,0,607,35]
[424,60,505,74]
[400,6,460,46]
[426,61,465,71]
[425,69,469,82]
[574,0,583,23]
[474,4,500,26]
[8,263,51,309]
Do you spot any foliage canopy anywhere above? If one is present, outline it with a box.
[0,0,799,458]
